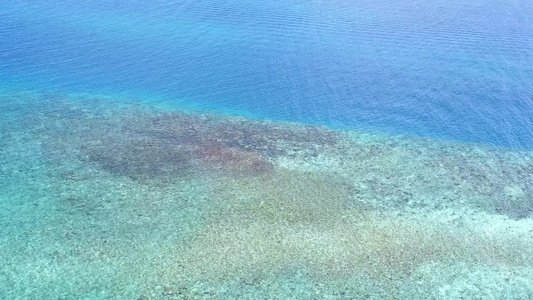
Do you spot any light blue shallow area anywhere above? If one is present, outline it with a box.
[1,0,532,148]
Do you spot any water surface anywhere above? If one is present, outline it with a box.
[1,1,533,299]
[1,0,532,148]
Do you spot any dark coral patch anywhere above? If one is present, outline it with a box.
[81,135,192,183]
[192,146,273,176]
[134,113,338,158]
[76,110,336,182]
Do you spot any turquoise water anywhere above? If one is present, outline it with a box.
[1,1,533,299]
[1,0,532,148]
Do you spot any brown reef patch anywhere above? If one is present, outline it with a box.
[192,146,273,176]
[73,109,337,182]
[80,134,192,183]
[134,113,338,158]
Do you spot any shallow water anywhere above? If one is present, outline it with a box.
[1,1,533,299]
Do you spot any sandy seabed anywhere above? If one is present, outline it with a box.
[1,91,532,299]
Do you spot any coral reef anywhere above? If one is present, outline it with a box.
[138,113,338,158]
[5,93,533,299]
[71,109,338,182]
[334,134,533,220]
[193,146,273,176]
[81,135,192,182]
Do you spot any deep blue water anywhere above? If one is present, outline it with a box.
[1,0,533,148]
